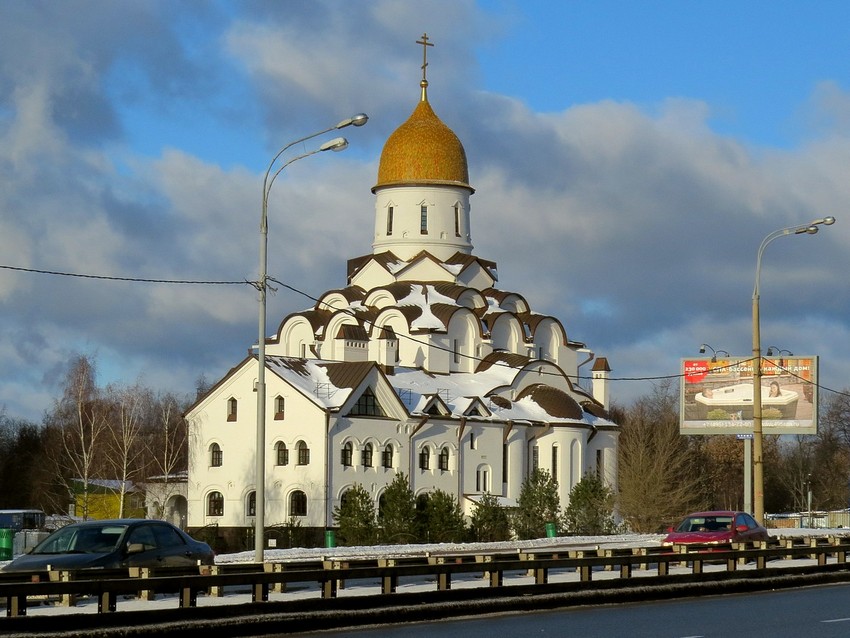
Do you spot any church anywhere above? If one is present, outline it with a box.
[186,38,619,547]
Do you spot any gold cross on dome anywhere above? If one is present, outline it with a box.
[416,33,434,82]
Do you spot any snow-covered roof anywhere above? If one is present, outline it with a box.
[263,356,613,428]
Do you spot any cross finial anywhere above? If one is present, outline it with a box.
[416,33,434,100]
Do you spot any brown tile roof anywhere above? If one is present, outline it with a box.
[515,384,583,420]
[475,351,530,373]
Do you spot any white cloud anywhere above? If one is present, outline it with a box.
[1,1,849,422]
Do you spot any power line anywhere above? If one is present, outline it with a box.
[0,264,245,285]
[6,263,848,398]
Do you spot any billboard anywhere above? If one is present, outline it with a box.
[680,356,818,435]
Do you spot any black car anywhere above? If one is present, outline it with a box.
[0,518,215,573]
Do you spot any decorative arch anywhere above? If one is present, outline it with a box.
[279,316,317,357]
[447,308,480,372]
[489,313,524,355]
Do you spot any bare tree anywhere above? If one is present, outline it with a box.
[145,392,189,521]
[103,383,152,518]
[45,354,110,519]
[699,435,745,510]
[617,379,707,532]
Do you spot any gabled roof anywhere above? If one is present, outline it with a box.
[391,364,613,427]
[347,251,403,282]
[444,252,498,278]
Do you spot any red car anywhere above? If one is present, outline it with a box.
[662,510,770,547]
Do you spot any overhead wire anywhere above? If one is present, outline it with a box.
[4,263,848,398]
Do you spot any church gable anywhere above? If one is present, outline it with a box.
[338,365,409,421]
[394,255,457,283]
[421,393,451,416]
[445,254,498,289]
[348,258,398,290]
[461,396,491,418]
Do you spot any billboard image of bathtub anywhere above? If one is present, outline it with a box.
[680,356,817,435]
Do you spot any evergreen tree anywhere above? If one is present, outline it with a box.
[417,489,467,543]
[379,472,418,544]
[333,484,377,546]
[513,468,562,539]
[563,473,621,535]
[469,492,511,542]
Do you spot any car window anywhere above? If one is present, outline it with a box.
[151,524,186,549]
[127,524,158,550]
[737,513,758,529]
[34,527,77,554]
[73,526,123,552]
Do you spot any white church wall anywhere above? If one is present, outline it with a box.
[446,310,478,373]
[373,185,472,261]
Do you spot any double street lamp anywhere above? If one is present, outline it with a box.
[255,114,368,563]
[699,343,729,362]
[751,216,835,524]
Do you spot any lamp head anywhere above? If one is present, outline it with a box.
[814,216,836,226]
[320,137,349,152]
[336,113,369,129]
[699,344,707,354]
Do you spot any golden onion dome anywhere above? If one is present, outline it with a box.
[373,81,472,192]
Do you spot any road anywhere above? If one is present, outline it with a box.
[297,582,850,637]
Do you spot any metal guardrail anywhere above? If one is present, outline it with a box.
[3,535,850,618]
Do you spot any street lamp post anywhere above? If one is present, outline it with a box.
[255,114,368,563]
[751,216,835,524]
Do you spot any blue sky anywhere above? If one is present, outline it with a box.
[1,0,849,422]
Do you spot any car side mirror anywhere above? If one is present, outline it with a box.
[126,542,146,555]
[736,524,748,533]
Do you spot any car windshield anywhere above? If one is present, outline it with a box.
[33,524,127,554]
[675,516,734,533]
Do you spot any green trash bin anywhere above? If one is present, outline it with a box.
[325,529,336,548]
[544,522,557,538]
[0,528,13,561]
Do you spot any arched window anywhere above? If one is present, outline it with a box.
[439,447,450,471]
[227,397,237,422]
[297,441,310,466]
[290,490,307,517]
[476,466,490,493]
[418,446,430,470]
[276,442,289,466]
[207,491,224,516]
[362,443,374,468]
[382,444,393,469]
[416,494,429,514]
[340,489,352,510]
[247,491,256,517]
[209,443,222,467]
[341,442,353,467]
